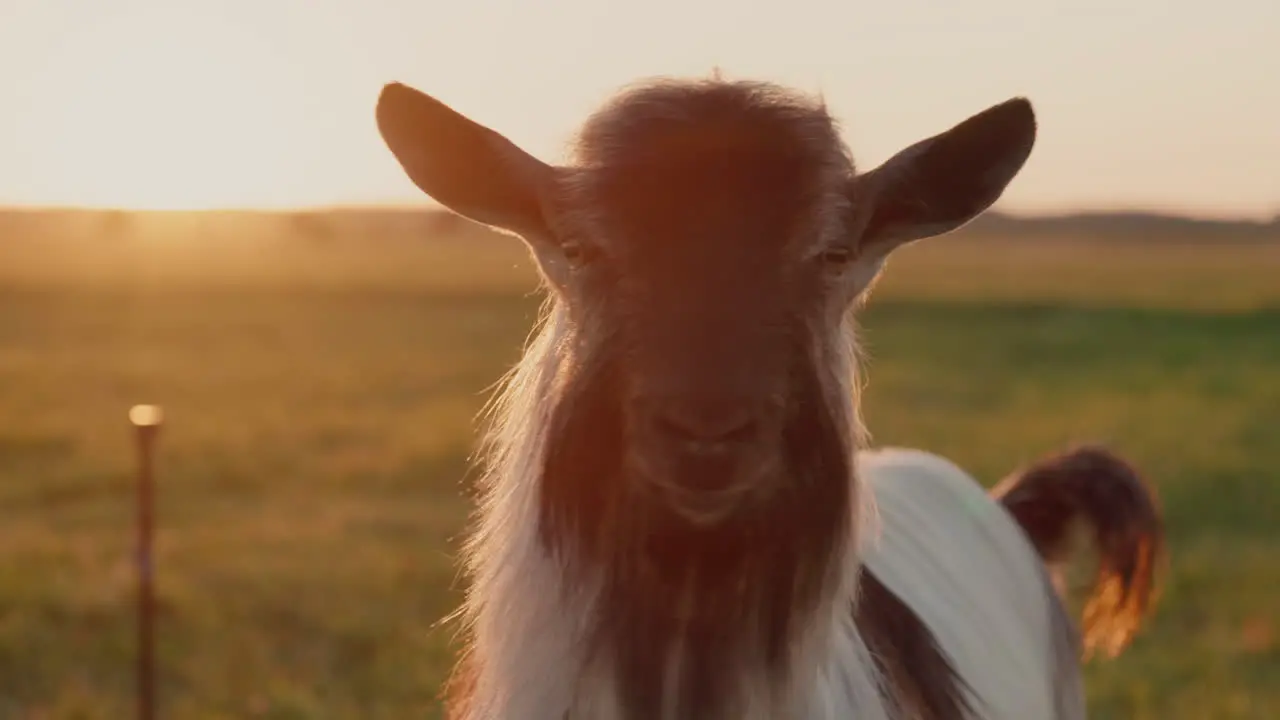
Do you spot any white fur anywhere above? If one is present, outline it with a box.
[454,309,1076,719]
[459,446,1077,719]
[859,448,1084,718]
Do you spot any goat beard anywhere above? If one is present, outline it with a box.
[536,347,854,718]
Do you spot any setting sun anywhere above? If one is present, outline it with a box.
[4,1,396,211]
[21,6,313,209]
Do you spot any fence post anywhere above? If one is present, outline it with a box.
[129,405,163,720]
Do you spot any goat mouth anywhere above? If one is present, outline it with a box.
[653,479,753,526]
[628,451,772,527]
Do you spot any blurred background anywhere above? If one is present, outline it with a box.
[1,1,1277,718]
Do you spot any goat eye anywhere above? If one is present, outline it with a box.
[820,247,854,267]
[561,240,600,268]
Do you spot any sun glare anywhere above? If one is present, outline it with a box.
[27,6,315,210]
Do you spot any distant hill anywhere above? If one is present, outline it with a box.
[965,210,1280,242]
[1,205,1277,243]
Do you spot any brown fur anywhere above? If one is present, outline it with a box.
[534,81,867,719]
[445,568,973,720]
[440,81,967,717]
[855,571,973,719]
[991,445,1165,658]
[375,75,1047,719]
[537,328,857,718]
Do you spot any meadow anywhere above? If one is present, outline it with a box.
[1,210,1278,718]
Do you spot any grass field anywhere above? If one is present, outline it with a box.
[2,214,1278,718]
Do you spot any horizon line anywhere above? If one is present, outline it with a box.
[0,201,1276,224]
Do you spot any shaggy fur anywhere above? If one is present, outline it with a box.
[370,75,1164,720]
[538,347,857,717]
[991,445,1165,658]
[459,86,872,719]
[855,570,974,719]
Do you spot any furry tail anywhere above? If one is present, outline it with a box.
[992,445,1164,658]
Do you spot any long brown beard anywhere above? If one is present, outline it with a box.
[537,343,853,718]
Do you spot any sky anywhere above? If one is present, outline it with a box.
[0,0,1276,218]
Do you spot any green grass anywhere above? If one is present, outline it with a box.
[1,225,1278,718]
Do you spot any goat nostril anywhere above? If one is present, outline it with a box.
[653,410,757,450]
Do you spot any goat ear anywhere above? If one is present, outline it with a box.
[376,82,554,239]
[852,98,1036,250]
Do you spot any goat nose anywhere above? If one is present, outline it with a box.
[652,403,758,450]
